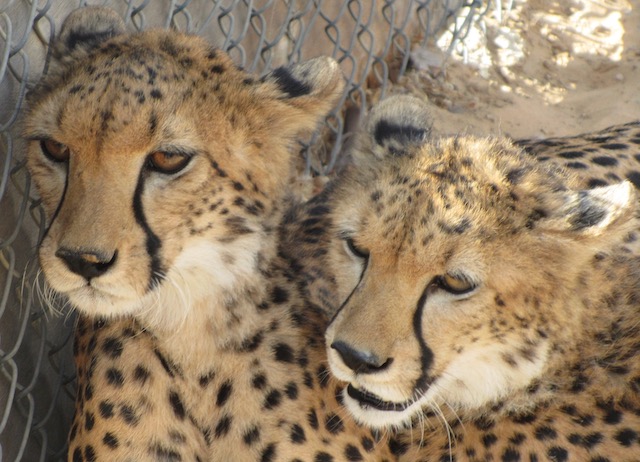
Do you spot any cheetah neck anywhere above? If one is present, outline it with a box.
[135,223,282,371]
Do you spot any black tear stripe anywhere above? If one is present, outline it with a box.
[133,170,164,290]
[412,288,435,392]
[41,166,70,245]
[327,252,369,325]
[267,67,311,98]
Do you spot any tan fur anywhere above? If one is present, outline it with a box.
[295,96,640,461]
[25,7,400,461]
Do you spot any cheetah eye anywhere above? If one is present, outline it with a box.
[146,151,192,174]
[436,273,477,295]
[344,237,369,260]
[40,139,70,163]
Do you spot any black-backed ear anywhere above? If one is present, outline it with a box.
[50,7,126,71]
[258,57,345,138]
[352,95,432,165]
[537,181,636,239]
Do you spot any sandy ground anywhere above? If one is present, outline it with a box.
[395,0,639,140]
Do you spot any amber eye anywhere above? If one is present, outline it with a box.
[40,139,70,163]
[437,273,476,295]
[146,151,192,174]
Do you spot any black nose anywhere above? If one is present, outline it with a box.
[55,248,118,280]
[331,341,393,374]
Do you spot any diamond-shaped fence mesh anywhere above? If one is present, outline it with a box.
[0,1,496,460]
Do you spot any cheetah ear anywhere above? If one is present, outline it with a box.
[353,95,432,165]
[259,57,345,137]
[50,7,126,70]
[537,181,636,239]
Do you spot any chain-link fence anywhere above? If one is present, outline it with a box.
[0,1,495,460]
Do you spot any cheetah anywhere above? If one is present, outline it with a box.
[25,7,398,461]
[313,95,640,461]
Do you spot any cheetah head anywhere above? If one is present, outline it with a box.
[24,7,343,330]
[325,96,637,429]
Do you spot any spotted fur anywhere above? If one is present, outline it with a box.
[291,96,640,461]
[25,7,398,461]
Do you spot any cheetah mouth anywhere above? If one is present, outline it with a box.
[347,385,412,412]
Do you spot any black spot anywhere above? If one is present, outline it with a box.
[69,84,84,94]
[565,161,588,169]
[501,447,520,462]
[308,408,319,429]
[72,447,82,462]
[534,425,557,441]
[133,365,150,384]
[316,364,330,388]
[232,181,244,191]
[169,390,186,420]
[150,444,181,461]
[268,66,311,97]
[587,178,609,188]
[210,64,225,74]
[314,452,334,462]
[134,90,146,104]
[474,416,495,431]
[271,286,289,304]
[239,331,264,352]
[103,432,118,449]
[243,426,260,445]
[285,382,298,400]
[102,337,123,358]
[592,156,619,166]
[199,370,215,387]
[252,373,267,389]
[388,438,409,455]
[147,110,158,133]
[120,404,139,426]
[615,428,638,446]
[325,413,344,434]
[506,168,527,184]
[345,444,363,461]
[558,150,585,159]
[601,143,628,150]
[84,383,94,401]
[303,371,314,388]
[361,436,374,452]
[482,433,498,448]
[568,432,603,448]
[260,443,277,462]
[84,445,97,462]
[571,373,589,392]
[214,415,232,438]
[264,389,282,409]
[370,190,382,202]
[291,424,306,443]
[99,401,114,418]
[216,381,233,407]
[547,446,568,461]
[85,412,95,431]
[273,343,295,363]
[509,433,526,445]
[150,88,163,99]
[105,368,124,387]
[597,399,623,424]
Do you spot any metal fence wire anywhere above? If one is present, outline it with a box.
[0,1,495,460]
